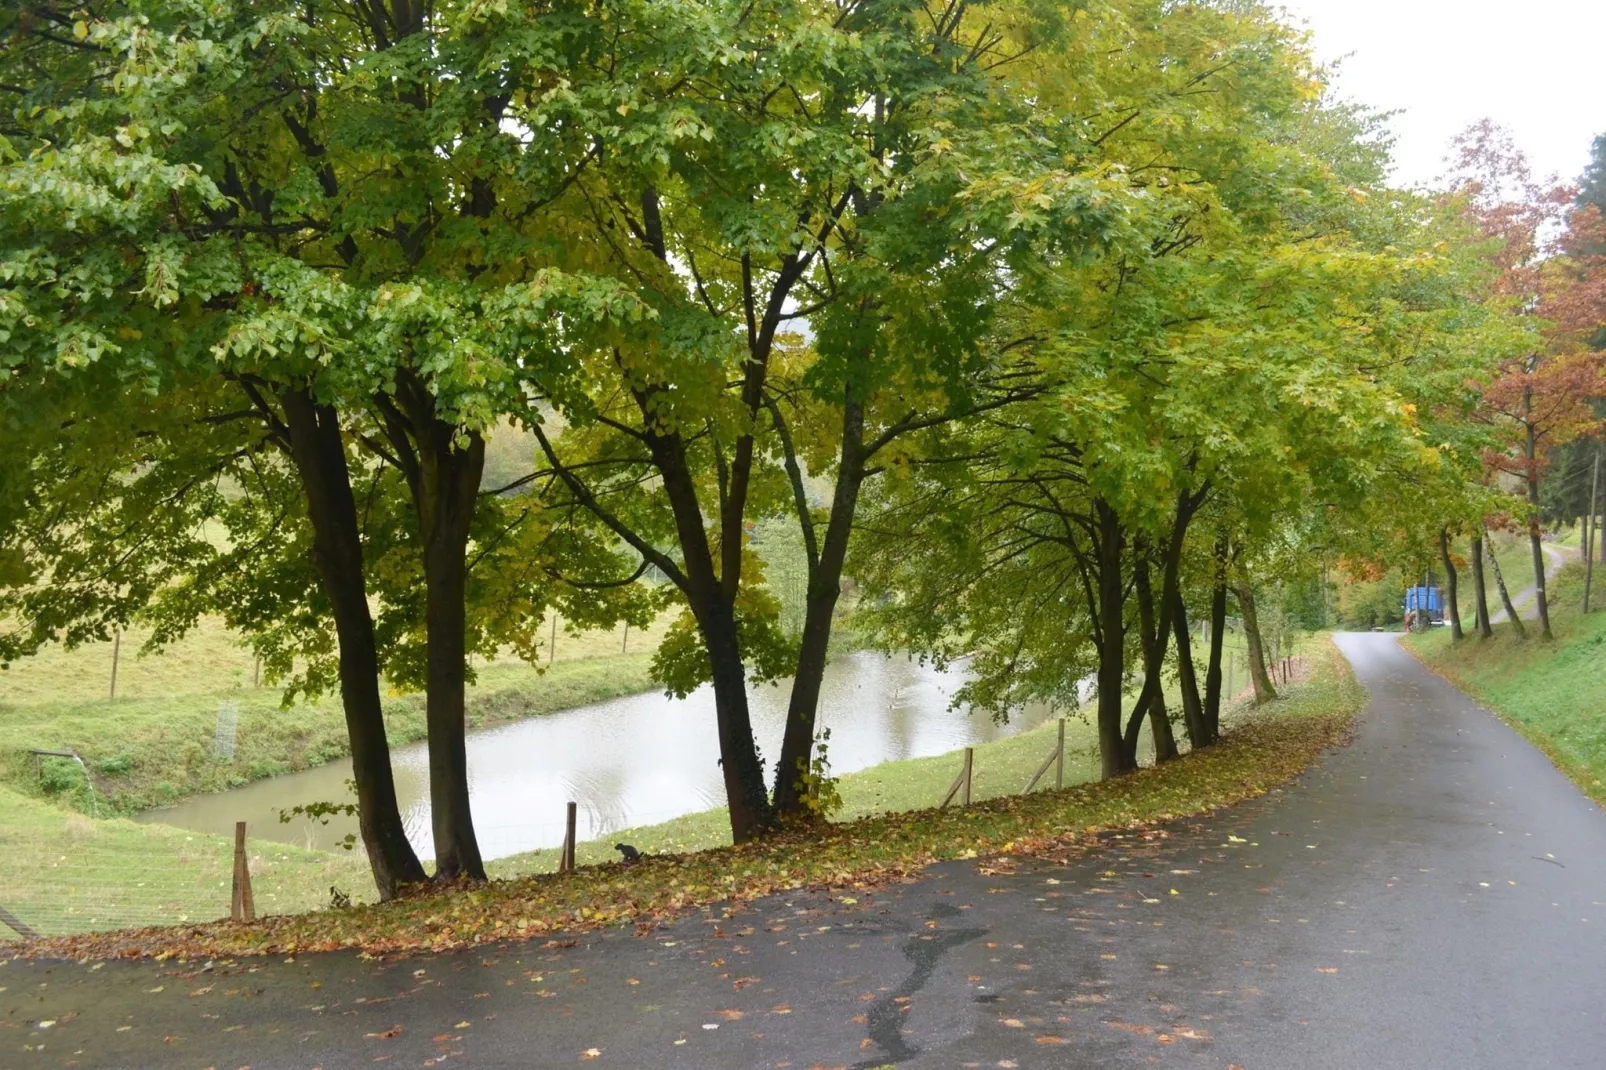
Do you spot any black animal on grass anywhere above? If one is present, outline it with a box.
[614,843,643,864]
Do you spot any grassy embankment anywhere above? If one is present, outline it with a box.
[11,633,1359,958]
[490,630,1289,875]
[0,615,672,816]
[1408,560,1606,806]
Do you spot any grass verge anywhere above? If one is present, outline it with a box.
[0,784,367,938]
[7,635,1363,961]
[1407,561,1606,807]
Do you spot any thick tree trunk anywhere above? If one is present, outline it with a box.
[383,374,487,882]
[1470,534,1493,639]
[702,604,775,842]
[772,401,864,819]
[1202,534,1228,740]
[1485,524,1527,639]
[417,429,487,881]
[1170,589,1209,749]
[275,389,425,900]
[1439,527,1464,641]
[1236,580,1277,704]
[1134,560,1179,764]
[1093,500,1134,778]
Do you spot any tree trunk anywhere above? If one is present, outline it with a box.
[1093,499,1134,778]
[1202,534,1228,740]
[1524,388,1553,639]
[1485,524,1527,639]
[1585,446,1600,614]
[1170,588,1209,749]
[1470,533,1493,639]
[701,602,775,842]
[1119,489,1201,764]
[1236,580,1277,704]
[771,400,864,819]
[1134,559,1178,764]
[384,375,487,882]
[417,428,487,881]
[275,389,425,900]
[1439,527,1464,641]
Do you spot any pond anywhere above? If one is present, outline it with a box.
[138,650,1053,861]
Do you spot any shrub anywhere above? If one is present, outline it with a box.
[247,759,289,779]
[96,754,133,777]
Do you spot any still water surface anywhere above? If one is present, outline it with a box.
[139,651,1051,861]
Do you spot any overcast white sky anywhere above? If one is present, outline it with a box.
[1275,0,1605,189]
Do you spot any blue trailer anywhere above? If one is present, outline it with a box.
[1403,585,1442,631]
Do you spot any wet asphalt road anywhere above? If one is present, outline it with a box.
[6,632,1606,1069]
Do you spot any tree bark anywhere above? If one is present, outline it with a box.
[771,400,864,819]
[1202,533,1228,740]
[1585,446,1600,614]
[1134,559,1179,763]
[1485,524,1527,639]
[1093,499,1134,778]
[384,374,487,881]
[1170,588,1209,749]
[275,388,425,900]
[1439,527,1464,641]
[1469,533,1493,639]
[1236,578,1277,704]
[1524,387,1553,638]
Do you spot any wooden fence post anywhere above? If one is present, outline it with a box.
[941,747,975,808]
[109,628,121,701]
[1022,720,1067,795]
[559,801,577,873]
[231,821,255,922]
[1055,718,1065,790]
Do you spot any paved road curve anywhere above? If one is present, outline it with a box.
[6,633,1606,1068]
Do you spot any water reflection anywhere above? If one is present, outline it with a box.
[138,651,1050,861]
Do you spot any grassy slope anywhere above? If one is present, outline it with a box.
[489,632,1299,876]
[14,634,1362,959]
[0,616,671,815]
[0,783,368,937]
[1408,561,1606,805]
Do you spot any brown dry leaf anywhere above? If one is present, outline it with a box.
[1034,1035,1066,1045]
[580,1048,602,1060]
[1001,1018,1024,1028]
[364,1025,402,1040]
[1316,967,1339,974]
[717,1009,744,1021]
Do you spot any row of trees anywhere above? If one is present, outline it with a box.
[2,0,1584,900]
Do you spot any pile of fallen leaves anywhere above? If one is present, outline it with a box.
[9,659,1360,962]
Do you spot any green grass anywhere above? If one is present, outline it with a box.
[0,783,367,937]
[0,615,673,816]
[1408,561,1606,804]
[13,634,1362,960]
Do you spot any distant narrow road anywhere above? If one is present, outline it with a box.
[7,634,1606,1068]
[1491,542,1575,623]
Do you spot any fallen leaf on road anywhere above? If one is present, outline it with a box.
[580,1049,602,1060]
[1317,967,1338,974]
[365,1026,402,1040]
[1035,1035,1065,1045]
[1001,1018,1023,1028]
